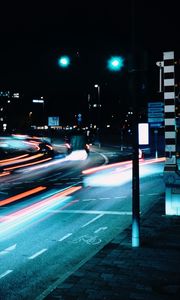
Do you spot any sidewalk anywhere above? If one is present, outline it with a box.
[43,195,180,300]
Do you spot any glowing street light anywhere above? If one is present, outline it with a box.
[107,56,124,71]
[58,55,71,68]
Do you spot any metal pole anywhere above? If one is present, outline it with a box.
[98,85,101,148]
[132,101,140,248]
[131,0,140,248]
[159,67,162,93]
[95,84,101,148]
[43,101,45,126]
[154,129,158,159]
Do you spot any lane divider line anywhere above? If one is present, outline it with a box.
[0,244,17,256]
[58,233,72,242]
[28,249,48,260]
[81,214,104,228]
[0,270,13,279]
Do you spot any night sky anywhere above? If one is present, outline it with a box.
[0,1,179,116]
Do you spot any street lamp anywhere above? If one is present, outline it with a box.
[107,56,124,71]
[58,55,71,68]
[32,98,45,126]
[156,61,164,93]
[94,84,100,105]
[94,84,101,148]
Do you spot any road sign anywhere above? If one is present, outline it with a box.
[148,112,164,118]
[150,123,163,128]
[148,102,163,107]
[148,117,164,123]
[148,102,164,125]
[148,107,164,113]
[48,116,59,126]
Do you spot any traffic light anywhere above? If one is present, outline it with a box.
[58,55,70,68]
[107,56,124,71]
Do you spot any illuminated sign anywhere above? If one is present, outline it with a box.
[48,117,59,126]
[138,123,149,145]
[12,93,20,98]
[32,99,44,103]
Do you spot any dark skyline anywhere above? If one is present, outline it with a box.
[0,1,179,114]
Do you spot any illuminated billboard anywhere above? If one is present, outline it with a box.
[138,123,149,145]
[48,117,59,126]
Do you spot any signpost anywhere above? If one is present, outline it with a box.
[148,102,164,158]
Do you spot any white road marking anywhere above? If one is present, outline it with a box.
[81,214,104,228]
[0,270,13,279]
[82,198,96,201]
[98,153,109,165]
[0,244,17,256]
[28,249,47,260]
[83,196,127,201]
[94,227,108,233]
[58,233,72,242]
[50,209,132,215]
[140,194,159,197]
[147,193,159,196]
[72,235,102,245]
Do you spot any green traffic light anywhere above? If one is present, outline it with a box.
[107,56,124,71]
[58,56,70,68]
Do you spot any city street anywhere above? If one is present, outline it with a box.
[0,148,165,299]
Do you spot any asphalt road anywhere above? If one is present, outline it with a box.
[0,148,165,299]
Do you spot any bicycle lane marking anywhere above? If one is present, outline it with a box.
[81,214,104,228]
[71,235,102,245]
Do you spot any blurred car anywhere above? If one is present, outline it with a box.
[65,130,90,155]
[38,141,54,156]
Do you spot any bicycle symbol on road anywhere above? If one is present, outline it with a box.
[72,234,102,245]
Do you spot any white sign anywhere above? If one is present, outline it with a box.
[48,117,59,126]
[138,123,149,145]
[33,99,44,103]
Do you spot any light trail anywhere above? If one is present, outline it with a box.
[23,141,40,151]
[82,159,133,175]
[21,150,88,173]
[0,186,47,206]
[83,157,165,187]
[0,171,10,177]
[0,186,82,236]
[0,154,29,164]
[82,157,165,175]
[2,153,44,168]
[4,156,52,171]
